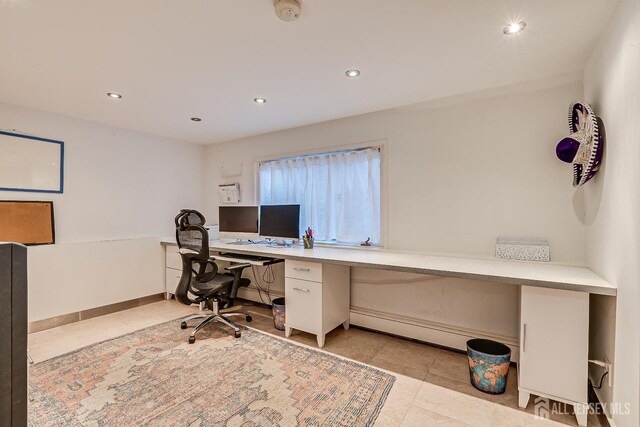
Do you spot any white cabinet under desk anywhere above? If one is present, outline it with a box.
[284,259,350,347]
[518,286,589,426]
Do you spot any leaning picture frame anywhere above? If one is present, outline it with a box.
[0,130,64,193]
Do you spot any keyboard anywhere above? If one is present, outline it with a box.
[218,252,272,262]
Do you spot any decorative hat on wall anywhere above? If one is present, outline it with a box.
[555,102,604,186]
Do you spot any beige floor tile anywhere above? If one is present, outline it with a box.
[429,349,472,383]
[321,332,389,363]
[369,354,429,381]
[370,338,440,381]
[375,375,423,427]
[401,405,472,427]
[412,381,495,427]
[384,336,443,362]
[425,369,518,408]
[491,404,565,427]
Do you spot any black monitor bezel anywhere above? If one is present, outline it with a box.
[218,205,259,234]
[258,204,301,240]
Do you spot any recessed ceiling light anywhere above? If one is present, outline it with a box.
[503,21,526,35]
[254,97,267,104]
[107,92,122,99]
[190,117,202,122]
[345,69,360,78]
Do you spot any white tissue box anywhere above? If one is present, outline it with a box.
[496,237,549,262]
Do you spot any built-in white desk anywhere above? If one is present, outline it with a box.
[162,238,615,295]
[160,238,615,426]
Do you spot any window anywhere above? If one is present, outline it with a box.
[259,147,382,245]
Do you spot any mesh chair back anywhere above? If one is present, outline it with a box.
[184,211,205,225]
[175,210,209,257]
[174,209,216,305]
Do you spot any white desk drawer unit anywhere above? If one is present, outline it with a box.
[164,245,182,299]
[284,260,349,347]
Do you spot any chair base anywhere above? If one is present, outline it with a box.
[181,300,252,343]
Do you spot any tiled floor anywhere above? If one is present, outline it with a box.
[29,300,609,427]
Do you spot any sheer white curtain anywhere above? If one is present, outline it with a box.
[259,147,381,245]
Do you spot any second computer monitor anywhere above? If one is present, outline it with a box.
[259,204,300,240]
[219,206,259,240]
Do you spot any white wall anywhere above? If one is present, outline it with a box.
[205,78,585,261]
[0,103,206,321]
[582,0,640,424]
[205,78,585,346]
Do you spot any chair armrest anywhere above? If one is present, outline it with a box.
[224,263,252,271]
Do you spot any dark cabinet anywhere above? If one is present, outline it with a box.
[0,243,27,427]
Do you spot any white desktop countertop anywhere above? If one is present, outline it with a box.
[160,238,616,296]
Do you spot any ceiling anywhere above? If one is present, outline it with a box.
[0,1,617,144]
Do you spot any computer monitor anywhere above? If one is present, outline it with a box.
[259,204,301,242]
[218,206,259,241]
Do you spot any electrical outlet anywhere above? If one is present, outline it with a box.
[604,354,613,388]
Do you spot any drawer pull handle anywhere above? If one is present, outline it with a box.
[293,287,310,293]
[293,267,311,272]
[522,323,527,353]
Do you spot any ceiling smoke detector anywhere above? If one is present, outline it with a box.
[274,0,301,22]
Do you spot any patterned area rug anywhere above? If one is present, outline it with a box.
[29,319,395,426]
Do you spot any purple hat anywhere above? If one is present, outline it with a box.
[555,102,604,187]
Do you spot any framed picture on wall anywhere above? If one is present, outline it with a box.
[0,130,64,193]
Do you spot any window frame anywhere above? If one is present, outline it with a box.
[253,140,388,248]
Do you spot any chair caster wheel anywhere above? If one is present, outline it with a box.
[234,331,241,338]
[246,315,252,322]
[181,322,187,329]
[188,336,195,344]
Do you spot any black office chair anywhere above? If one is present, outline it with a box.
[174,209,253,343]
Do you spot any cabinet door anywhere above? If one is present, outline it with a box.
[285,278,322,334]
[520,286,588,403]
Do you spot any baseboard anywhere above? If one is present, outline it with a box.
[350,306,520,362]
[28,293,165,333]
